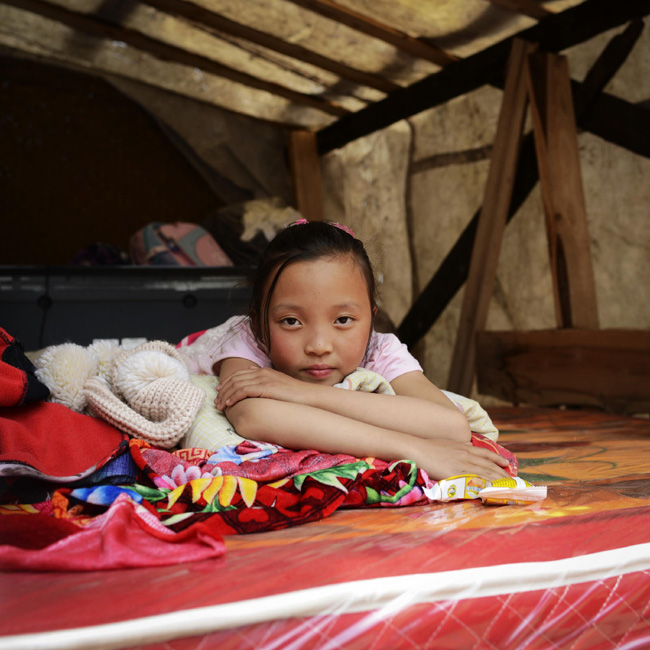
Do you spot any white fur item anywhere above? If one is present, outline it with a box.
[241,197,302,242]
[88,339,120,384]
[35,343,98,412]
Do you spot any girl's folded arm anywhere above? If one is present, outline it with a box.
[225,397,407,460]
[303,381,471,442]
[217,358,471,442]
[224,397,508,481]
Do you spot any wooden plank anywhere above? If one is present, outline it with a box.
[481,0,552,21]
[446,39,534,396]
[526,51,599,329]
[141,0,399,94]
[1,0,349,116]
[316,0,650,154]
[397,20,646,349]
[476,329,650,414]
[285,0,458,66]
[288,130,324,221]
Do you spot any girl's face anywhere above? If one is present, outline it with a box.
[266,255,373,386]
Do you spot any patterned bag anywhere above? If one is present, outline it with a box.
[130,222,233,267]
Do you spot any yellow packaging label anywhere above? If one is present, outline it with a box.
[422,474,546,505]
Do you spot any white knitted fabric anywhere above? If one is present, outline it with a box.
[115,350,190,404]
[84,341,204,449]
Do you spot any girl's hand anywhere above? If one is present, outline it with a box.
[411,437,512,481]
[216,366,307,410]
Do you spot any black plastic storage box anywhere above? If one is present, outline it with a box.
[0,266,251,350]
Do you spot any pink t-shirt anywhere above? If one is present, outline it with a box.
[178,316,422,383]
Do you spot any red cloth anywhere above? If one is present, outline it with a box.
[0,327,50,406]
[0,401,128,479]
[0,513,81,549]
[0,494,226,570]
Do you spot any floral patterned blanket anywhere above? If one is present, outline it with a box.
[0,434,516,571]
[66,434,517,534]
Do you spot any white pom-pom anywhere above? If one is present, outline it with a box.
[35,343,98,412]
[114,350,189,403]
[88,339,120,384]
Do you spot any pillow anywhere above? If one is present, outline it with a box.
[334,368,499,442]
[181,375,247,451]
[440,390,499,441]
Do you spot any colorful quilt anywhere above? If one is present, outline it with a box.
[0,433,517,570]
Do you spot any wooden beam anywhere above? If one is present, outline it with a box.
[0,10,333,128]
[397,19,647,349]
[573,18,645,116]
[288,130,324,221]
[1,0,349,116]
[481,0,552,21]
[476,329,650,414]
[577,85,650,160]
[284,0,458,66]
[447,39,534,396]
[411,144,493,174]
[316,0,650,154]
[140,0,399,94]
[526,50,599,329]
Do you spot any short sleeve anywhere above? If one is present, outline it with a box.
[177,316,271,376]
[214,318,271,373]
[363,331,422,383]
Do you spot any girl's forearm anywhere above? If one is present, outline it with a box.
[224,398,508,481]
[295,384,471,442]
[225,397,418,460]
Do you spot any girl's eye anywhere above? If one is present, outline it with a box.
[281,317,300,326]
[336,316,354,325]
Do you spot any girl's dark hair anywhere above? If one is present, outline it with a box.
[249,221,378,351]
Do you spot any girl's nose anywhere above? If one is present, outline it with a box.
[305,328,333,355]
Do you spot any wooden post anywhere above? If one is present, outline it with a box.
[288,130,324,221]
[526,51,599,328]
[447,39,535,396]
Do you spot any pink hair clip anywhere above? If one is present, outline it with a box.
[289,218,355,238]
[330,222,355,238]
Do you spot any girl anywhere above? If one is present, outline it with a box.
[212,220,510,481]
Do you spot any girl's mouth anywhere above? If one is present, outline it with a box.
[305,366,334,379]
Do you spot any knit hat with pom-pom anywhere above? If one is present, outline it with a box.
[84,341,204,449]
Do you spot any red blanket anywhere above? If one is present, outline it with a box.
[0,401,128,481]
[0,495,225,570]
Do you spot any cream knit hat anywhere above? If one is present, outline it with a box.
[84,341,204,449]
